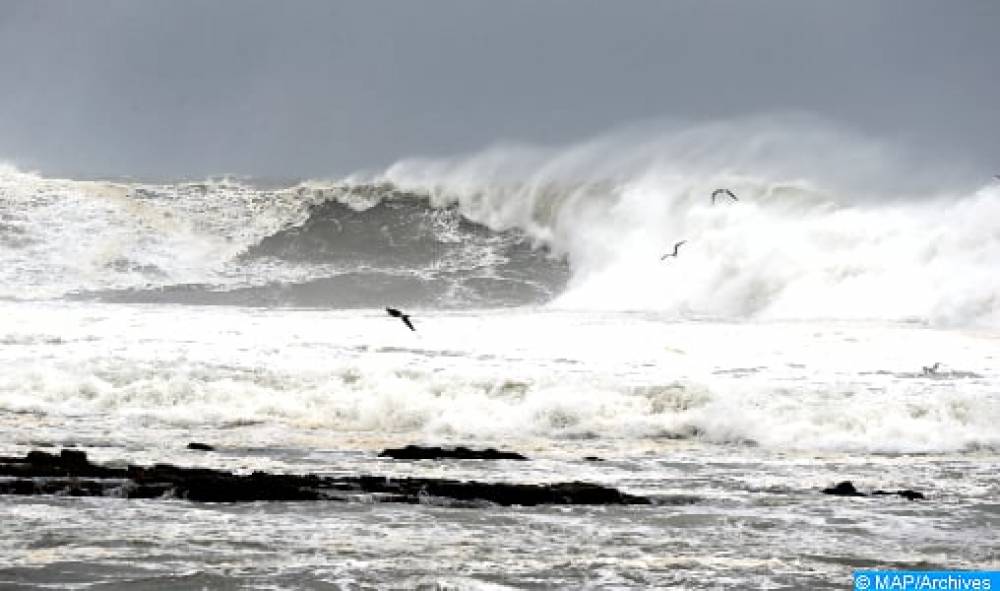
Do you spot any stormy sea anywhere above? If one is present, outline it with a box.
[1,122,998,589]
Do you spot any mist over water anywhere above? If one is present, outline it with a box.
[375,116,999,326]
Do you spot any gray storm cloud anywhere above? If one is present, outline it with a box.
[0,0,997,179]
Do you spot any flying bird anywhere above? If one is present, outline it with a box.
[386,307,415,331]
[661,240,687,260]
[711,188,738,204]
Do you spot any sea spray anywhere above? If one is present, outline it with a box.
[2,117,997,325]
[377,116,999,325]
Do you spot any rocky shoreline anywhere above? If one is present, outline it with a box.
[0,448,649,506]
[0,448,926,506]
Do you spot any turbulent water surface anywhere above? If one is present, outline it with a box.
[1,123,998,589]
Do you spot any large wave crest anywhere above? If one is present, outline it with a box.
[368,115,999,326]
[2,115,998,325]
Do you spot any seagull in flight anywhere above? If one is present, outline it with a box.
[661,240,687,260]
[386,307,415,331]
[711,188,738,204]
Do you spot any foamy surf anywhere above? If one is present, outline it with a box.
[4,116,997,326]
[375,117,1000,326]
[2,301,996,455]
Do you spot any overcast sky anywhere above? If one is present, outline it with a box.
[0,0,997,179]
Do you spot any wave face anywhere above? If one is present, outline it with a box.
[0,166,568,308]
[2,115,998,323]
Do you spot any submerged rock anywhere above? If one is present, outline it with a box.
[0,449,646,506]
[823,481,925,501]
[873,488,926,501]
[378,445,528,461]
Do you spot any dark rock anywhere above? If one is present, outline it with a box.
[824,481,925,501]
[822,481,865,497]
[5,450,122,478]
[26,450,59,465]
[354,475,649,506]
[378,445,528,461]
[186,442,215,451]
[873,489,926,501]
[61,449,89,465]
[0,449,646,506]
[896,489,925,501]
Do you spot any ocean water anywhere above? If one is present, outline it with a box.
[1,122,999,589]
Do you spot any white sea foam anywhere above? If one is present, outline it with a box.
[376,116,999,326]
[2,302,996,454]
[0,167,323,298]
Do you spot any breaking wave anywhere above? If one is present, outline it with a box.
[0,165,568,307]
[2,114,998,325]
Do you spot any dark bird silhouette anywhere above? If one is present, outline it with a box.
[386,307,415,331]
[711,188,738,204]
[921,362,940,376]
[661,240,687,260]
